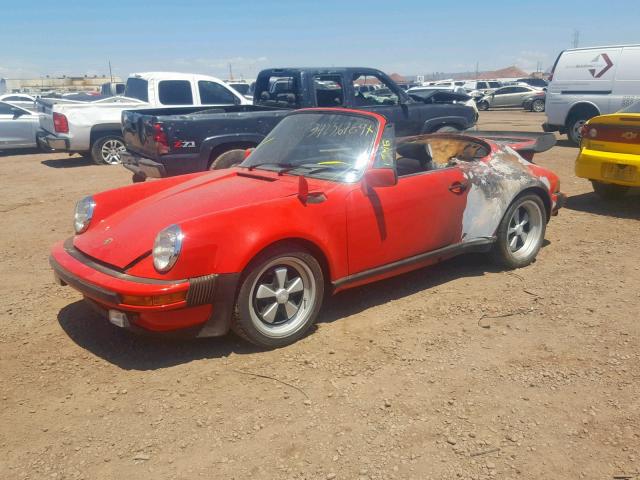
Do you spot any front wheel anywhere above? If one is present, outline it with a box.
[592,181,629,200]
[492,194,546,269]
[91,136,126,165]
[477,101,489,111]
[233,245,324,348]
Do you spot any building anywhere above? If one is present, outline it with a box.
[1,75,122,94]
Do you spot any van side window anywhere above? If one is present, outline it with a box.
[158,80,194,105]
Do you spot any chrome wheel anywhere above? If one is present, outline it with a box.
[569,118,587,144]
[248,257,316,338]
[506,200,543,261]
[101,139,126,165]
[532,99,545,112]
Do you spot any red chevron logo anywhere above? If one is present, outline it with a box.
[588,53,613,78]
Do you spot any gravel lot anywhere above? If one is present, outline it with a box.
[1,110,639,480]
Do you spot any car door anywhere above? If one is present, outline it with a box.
[0,102,35,148]
[491,87,513,107]
[510,87,533,107]
[345,127,469,275]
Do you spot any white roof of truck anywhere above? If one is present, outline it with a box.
[128,72,227,83]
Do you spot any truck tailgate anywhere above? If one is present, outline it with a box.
[37,99,56,134]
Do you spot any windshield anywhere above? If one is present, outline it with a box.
[241,112,378,181]
[619,100,640,114]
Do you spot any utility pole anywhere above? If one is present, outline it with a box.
[572,30,580,48]
[108,60,113,84]
[475,61,479,79]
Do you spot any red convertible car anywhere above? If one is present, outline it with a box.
[50,108,565,347]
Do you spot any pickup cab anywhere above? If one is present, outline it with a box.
[36,72,249,165]
[122,67,477,180]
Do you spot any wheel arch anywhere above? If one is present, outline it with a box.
[512,186,552,222]
[89,123,123,147]
[239,237,332,290]
[565,102,600,125]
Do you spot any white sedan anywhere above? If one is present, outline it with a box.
[0,101,41,150]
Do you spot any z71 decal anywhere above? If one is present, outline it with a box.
[174,140,196,149]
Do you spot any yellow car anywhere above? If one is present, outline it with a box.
[575,101,640,199]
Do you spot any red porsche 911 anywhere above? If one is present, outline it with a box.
[50,108,565,347]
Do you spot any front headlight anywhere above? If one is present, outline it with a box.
[153,225,183,273]
[74,196,95,234]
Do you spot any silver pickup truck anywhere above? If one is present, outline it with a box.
[37,72,250,164]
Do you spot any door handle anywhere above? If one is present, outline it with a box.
[448,181,468,194]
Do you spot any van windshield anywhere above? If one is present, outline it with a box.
[620,101,640,114]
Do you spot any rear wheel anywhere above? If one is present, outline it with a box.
[492,194,546,269]
[592,181,629,200]
[532,99,545,112]
[233,245,324,348]
[91,136,126,165]
[477,101,489,111]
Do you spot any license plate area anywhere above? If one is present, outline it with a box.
[602,163,637,182]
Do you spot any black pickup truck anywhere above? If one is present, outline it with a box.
[121,67,477,180]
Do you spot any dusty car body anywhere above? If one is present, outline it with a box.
[477,86,541,111]
[50,108,565,348]
[0,101,41,150]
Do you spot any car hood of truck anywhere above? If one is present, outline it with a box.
[73,169,328,269]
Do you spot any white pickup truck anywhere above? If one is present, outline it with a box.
[37,72,250,164]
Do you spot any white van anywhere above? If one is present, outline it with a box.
[543,44,640,145]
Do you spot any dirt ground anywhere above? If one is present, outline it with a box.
[1,110,639,480]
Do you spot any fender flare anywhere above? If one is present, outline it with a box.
[89,123,123,146]
[198,133,266,169]
[564,101,600,124]
[421,116,471,133]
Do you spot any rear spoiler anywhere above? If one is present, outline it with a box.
[469,130,557,159]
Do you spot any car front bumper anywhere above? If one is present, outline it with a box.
[50,238,239,337]
[37,131,70,151]
[575,147,640,187]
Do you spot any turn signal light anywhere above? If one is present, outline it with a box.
[121,290,186,306]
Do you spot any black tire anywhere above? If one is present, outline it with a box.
[90,135,126,165]
[477,101,489,111]
[491,194,547,269]
[209,149,248,170]
[132,172,146,183]
[566,112,595,146]
[232,244,324,348]
[592,181,629,200]
[531,99,545,112]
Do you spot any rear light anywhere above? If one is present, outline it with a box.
[53,112,69,133]
[580,125,598,139]
[153,123,169,155]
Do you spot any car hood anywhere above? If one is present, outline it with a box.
[73,170,309,269]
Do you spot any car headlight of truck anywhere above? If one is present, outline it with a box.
[153,225,184,272]
[74,196,95,234]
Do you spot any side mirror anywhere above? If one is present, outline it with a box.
[364,168,397,188]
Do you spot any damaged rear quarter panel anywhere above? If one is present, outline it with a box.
[457,144,550,241]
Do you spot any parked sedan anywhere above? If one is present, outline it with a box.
[523,90,546,112]
[50,108,564,348]
[0,101,40,150]
[477,86,541,111]
[0,93,36,111]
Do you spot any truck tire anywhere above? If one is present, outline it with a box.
[209,149,248,170]
[91,136,126,165]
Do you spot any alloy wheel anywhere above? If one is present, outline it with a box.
[101,139,126,165]
[249,257,316,338]
[506,200,543,261]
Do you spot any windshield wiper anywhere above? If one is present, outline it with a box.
[246,162,297,173]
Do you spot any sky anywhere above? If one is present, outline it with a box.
[1,0,639,80]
